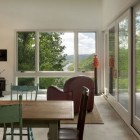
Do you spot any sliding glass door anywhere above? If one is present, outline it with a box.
[133,3,140,133]
[107,9,131,124]
[109,26,116,97]
[118,17,129,110]
[106,3,140,134]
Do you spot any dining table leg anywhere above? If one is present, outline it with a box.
[49,120,59,140]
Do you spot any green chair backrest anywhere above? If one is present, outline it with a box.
[0,95,22,140]
[0,95,22,123]
[0,95,22,125]
[11,84,38,101]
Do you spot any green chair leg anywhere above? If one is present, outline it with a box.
[3,125,7,140]
[29,128,34,140]
[27,128,31,140]
[11,124,14,140]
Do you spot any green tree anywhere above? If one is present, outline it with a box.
[135,11,140,90]
[18,32,67,88]
[18,32,35,71]
[78,55,93,71]
[39,32,66,71]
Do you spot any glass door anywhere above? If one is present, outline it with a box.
[109,26,116,97]
[107,10,131,123]
[133,3,140,133]
[104,31,109,96]
[118,18,129,110]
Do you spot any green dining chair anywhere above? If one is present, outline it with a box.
[0,94,22,140]
[10,84,38,140]
[11,84,38,101]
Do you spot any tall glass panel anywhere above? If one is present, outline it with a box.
[135,10,140,118]
[109,27,116,96]
[39,32,74,71]
[78,32,96,71]
[17,32,35,71]
[118,19,128,110]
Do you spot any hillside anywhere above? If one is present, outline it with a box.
[64,53,94,71]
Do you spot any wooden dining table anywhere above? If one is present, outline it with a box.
[0,100,74,140]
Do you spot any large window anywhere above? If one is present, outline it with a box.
[78,32,95,71]
[39,32,74,71]
[16,31,96,89]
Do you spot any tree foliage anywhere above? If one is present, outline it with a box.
[18,32,35,71]
[18,32,67,87]
[39,32,67,71]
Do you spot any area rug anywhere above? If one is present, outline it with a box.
[61,105,104,124]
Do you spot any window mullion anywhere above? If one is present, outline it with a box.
[36,32,39,72]
[74,32,78,72]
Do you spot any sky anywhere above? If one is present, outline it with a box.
[60,32,96,55]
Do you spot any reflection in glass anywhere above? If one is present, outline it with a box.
[109,27,116,96]
[118,19,128,110]
[135,10,140,118]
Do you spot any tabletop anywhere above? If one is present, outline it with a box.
[0,100,74,140]
[0,100,74,121]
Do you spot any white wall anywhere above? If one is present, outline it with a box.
[102,0,138,29]
[1,0,138,91]
[0,0,102,90]
[0,0,102,29]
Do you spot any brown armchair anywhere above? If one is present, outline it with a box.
[47,76,94,114]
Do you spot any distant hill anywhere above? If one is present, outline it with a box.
[66,54,95,62]
[64,53,95,71]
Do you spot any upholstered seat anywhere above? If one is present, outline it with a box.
[47,76,94,114]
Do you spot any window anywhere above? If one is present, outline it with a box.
[78,32,95,71]
[17,32,36,71]
[39,32,74,71]
[16,31,96,89]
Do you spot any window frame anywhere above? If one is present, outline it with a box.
[15,30,97,89]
